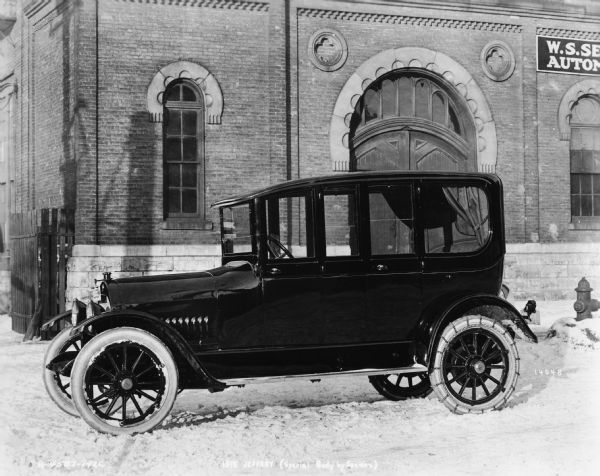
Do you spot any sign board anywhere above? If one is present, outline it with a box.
[537,36,600,76]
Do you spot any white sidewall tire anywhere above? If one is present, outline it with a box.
[43,327,79,417]
[430,315,520,414]
[71,327,179,435]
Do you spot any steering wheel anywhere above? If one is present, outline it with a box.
[267,235,294,259]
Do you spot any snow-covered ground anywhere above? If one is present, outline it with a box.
[1,301,599,476]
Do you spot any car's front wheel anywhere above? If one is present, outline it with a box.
[430,315,519,414]
[71,327,179,435]
[43,326,81,417]
[369,372,432,400]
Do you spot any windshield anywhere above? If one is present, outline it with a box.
[221,203,253,255]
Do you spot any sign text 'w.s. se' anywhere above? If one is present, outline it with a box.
[537,36,600,76]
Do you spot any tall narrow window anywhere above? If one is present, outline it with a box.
[570,95,600,220]
[163,81,204,219]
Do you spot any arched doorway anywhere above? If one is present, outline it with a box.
[350,70,476,172]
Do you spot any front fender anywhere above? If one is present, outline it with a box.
[420,294,537,367]
[70,310,225,390]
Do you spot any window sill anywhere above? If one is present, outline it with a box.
[569,218,600,230]
[161,219,213,231]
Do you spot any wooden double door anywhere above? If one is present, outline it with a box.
[353,130,471,173]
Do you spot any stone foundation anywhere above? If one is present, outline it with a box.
[504,243,600,300]
[65,243,600,305]
[66,245,222,303]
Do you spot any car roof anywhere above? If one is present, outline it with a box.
[212,171,501,208]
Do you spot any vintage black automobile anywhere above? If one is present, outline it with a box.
[43,171,537,434]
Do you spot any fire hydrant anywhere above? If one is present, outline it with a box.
[573,277,599,321]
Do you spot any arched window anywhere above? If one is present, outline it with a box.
[349,70,475,173]
[570,94,600,220]
[163,80,205,219]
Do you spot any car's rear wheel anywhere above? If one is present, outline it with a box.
[369,373,432,400]
[71,327,178,435]
[43,327,81,417]
[430,315,519,414]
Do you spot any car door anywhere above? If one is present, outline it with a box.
[364,180,422,341]
[260,191,323,346]
[317,185,368,345]
[419,178,500,311]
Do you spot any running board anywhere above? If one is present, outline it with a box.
[222,364,428,386]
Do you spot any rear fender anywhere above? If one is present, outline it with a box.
[71,310,225,390]
[419,294,537,368]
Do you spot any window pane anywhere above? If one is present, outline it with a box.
[581,174,592,194]
[168,189,181,214]
[166,110,181,135]
[369,186,413,255]
[397,77,412,116]
[594,174,600,194]
[449,106,461,134]
[581,195,593,216]
[571,174,580,194]
[422,184,490,254]
[364,89,380,123]
[266,195,312,259]
[432,92,446,126]
[168,164,180,188]
[165,138,181,161]
[594,195,600,216]
[182,189,197,214]
[165,85,180,102]
[181,164,197,187]
[182,110,197,136]
[181,85,197,102]
[415,80,429,119]
[182,138,197,161]
[324,192,358,256]
[381,79,396,118]
[571,194,581,216]
[222,204,252,254]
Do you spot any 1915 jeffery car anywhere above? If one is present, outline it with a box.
[43,171,538,435]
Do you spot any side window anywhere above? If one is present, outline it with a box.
[163,80,205,219]
[222,203,252,254]
[570,96,600,219]
[368,185,414,255]
[422,183,490,254]
[266,195,313,259]
[323,191,359,257]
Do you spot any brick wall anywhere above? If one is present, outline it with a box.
[9,0,600,308]
[76,0,274,245]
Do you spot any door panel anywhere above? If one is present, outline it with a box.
[365,183,421,341]
[261,193,324,346]
[355,131,410,171]
[319,188,367,345]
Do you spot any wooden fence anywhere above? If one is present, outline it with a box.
[10,209,74,336]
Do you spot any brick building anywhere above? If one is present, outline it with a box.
[1,0,600,312]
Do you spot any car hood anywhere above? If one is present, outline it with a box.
[106,260,256,306]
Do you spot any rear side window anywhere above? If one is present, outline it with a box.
[368,185,414,255]
[422,183,490,254]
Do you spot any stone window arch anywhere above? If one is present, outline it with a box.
[147,60,223,124]
[331,47,496,173]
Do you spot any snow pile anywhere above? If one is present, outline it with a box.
[547,316,600,350]
[1,306,600,476]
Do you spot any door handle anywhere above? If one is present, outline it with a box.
[375,264,388,272]
[269,267,282,276]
